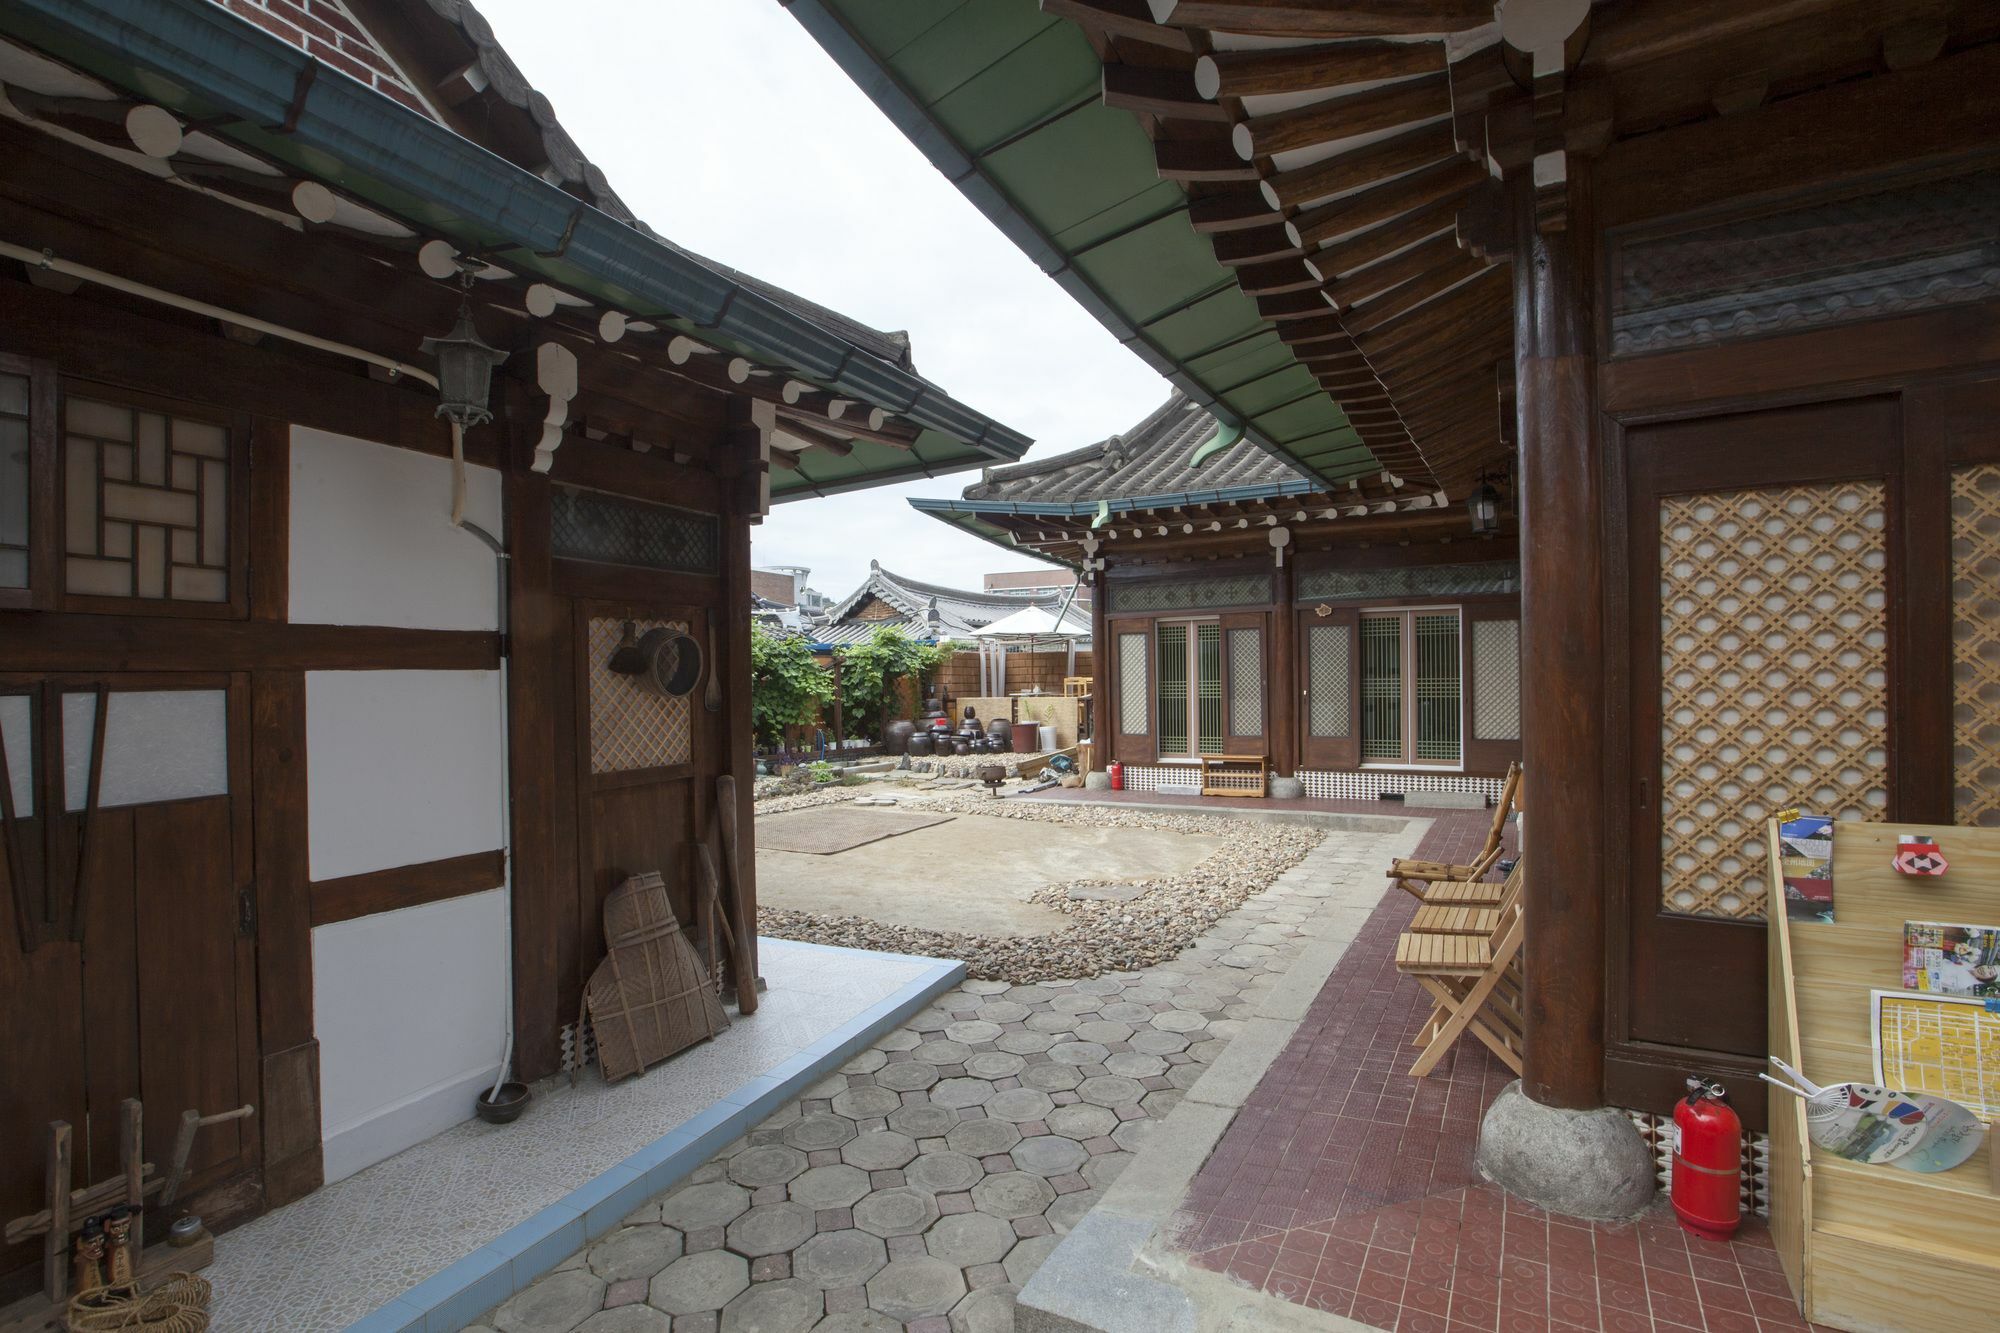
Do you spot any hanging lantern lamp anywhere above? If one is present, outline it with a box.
[1467,472,1502,535]
[421,270,508,525]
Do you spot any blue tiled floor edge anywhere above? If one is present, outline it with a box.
[346,943,966,1333]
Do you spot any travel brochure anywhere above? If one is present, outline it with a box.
[1777,812,1835,923]
[1903,921,2000,998]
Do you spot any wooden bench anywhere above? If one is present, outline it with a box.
[1200,753,1267,798]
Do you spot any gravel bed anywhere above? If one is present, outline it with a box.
[755,791,1322,981]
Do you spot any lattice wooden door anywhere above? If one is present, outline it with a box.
[1623,399,1897,1059]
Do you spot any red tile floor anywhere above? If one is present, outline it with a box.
[1071,798,1833,1332]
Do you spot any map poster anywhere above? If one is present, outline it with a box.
[1873,989,2000,1121]
[1903,921,2000,997]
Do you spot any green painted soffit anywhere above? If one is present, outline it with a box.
[787,0,1380,488]
[0,0,1028,502]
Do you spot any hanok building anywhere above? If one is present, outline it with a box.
[0,0,1024,1291]
[792,0,2000,1225]
[810,559,1088,650]
[919,390,1519,799]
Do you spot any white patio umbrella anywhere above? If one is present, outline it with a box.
[970,602,1093,694]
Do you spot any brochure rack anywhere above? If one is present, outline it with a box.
[1767,820,2000,1329]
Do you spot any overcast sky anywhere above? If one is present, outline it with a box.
[474,1,1167,602]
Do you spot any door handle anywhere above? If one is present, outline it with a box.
[1638,778,1649,809]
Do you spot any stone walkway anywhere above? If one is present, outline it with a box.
[469,816,1411,1332]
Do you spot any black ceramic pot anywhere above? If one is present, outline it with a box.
[475,1082,531,1124]
[885,719,916,755]
[907,732,934,757]
[952,738,972,756]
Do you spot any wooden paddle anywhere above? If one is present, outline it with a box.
[715,775,757,1015]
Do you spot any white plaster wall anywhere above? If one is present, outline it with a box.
[313,887,509,1182]
[288,426,502,631]
[305,668,506,881]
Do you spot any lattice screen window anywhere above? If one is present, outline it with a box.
[1472,619,1522,741]
[63,396,229,602]
[1227,628,1263,737]
[1118,632,1149,734]
[1659,482,1888,919]
[588,616,693,773]
[1413,613,1462,762]
[1107,573,1272,614]
[1157,624,1189,754]
[552,485,719,574]
[0,370,27,588]
[1196,623,1223,755]
[1308,624,1351,737]
[1360,616,1403,760]
[1953,463,2000,826]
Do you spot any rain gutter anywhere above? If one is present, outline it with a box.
[0,0,1030,462]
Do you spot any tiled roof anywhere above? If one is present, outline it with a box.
[965,393,1306,505]
[817,562,1082,644]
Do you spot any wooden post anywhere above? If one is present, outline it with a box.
[830,656,844,747]
[1513,165,1607,1110]
[1272,553,1296,776]
[722,398,769,986]
[1090,568,1112,771]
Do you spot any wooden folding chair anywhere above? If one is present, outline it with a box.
[1388,762,1521,901]
[1407,858,1525,935]
[1395,868,1526,1078]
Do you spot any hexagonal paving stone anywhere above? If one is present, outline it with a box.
[1103,1051,1167,1080]
[963,1051,1026,1080]
[875,1029,921,1051]
[983,1087,1055,1124]
[963,978,1011,994]
[1112,1119,1162,1153]
[783,1113,858,1152]
[974,1000,1031,1023]
[1012,1135,1089,1178]
[944,1019,1003,1045]
[788,1162,871,1209]
[1152,1010,1210,1033]
[1045,1188,1099,1235]
[1024,1011,1081,1034]
[1076,1075,1145,1107]
[1044,1104,1117,1141]
[1081,1152,1133,1189]
[928,1077,996,1109]
[1047,1041,1109,1067]
[576,1308,670,1333]
[944,1117,1021,1158]
[1128,1028,1190,1056]
[950,1282,1020,1333]
[719,1277,822,1333]
[1050,994,1100,1015]
[791,1228,887,1289]
[659,1181,752,1232]
[911,1039,974,1065]
[852,1185,940,1238]
[727,1144,807,1189]
[1017,1063,1082,1093]
[830,1085,902,1120]
[1074,977,1123,996]
[886,1102,958,1139]
[840,1129,917,1171]
[903,1149,984,1195]
[969,1171,1055,1220]
[1096,1002,1154,1025]
[1072,1020,1134,1045]
[841,1047,887,1075]
[724,1201,815,1257]
[994,1030,1057,1055]
[1004,1234,1061,1286]
[494,1270,605,1333]
[648,1249,749,1316]
[866,1256,968,1321]
[586,1225,684,1282]
[873,1060,940,1093]
[926,1210,1018,1267]
[812,1313,902,1333]
[1140,1089,1184,1118]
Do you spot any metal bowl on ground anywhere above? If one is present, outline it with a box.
[475,1081,531,1124]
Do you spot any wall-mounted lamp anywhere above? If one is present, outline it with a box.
[1467,472,1502,535]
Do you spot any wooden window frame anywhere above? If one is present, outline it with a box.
[1153,615,1227,761]
[1358,605,1464,771]
[54,379,250,620]
[0,353,58,612]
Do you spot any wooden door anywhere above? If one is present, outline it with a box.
[569,602,709,975]
[1297,606,1359,770]
[0,674,257,1280]
[1108,619,1154,763]
[1622,400,1898,1058]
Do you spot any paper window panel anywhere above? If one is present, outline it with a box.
[1,695,31,817]
[1196,623,1223,755]
[0,371,27,588]
[1117,632,1149,735]
[1227,628,1263,737]
[1472,619,1522,741]
[61,397,230,603]
[1156,624,1189,755]
[1952,462,2000,826]
[1658,481,1888,919]
[61,689,228,811]
[1308,625,1352,738]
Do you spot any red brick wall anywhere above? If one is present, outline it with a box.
[212,0,434,118]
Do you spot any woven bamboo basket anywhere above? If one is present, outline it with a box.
[584,872,728,1082]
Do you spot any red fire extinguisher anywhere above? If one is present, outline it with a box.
[1109,761,1124,791]
[1671,1076,1742,1240]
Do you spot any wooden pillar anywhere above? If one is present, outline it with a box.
[505,460,564,1081]
[1272,553,1296,776]
[1514,167,1607,1110]
[1090,567,1112,770]
[723,398,771,983]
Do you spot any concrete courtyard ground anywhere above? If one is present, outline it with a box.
[467,796,1423,1331]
